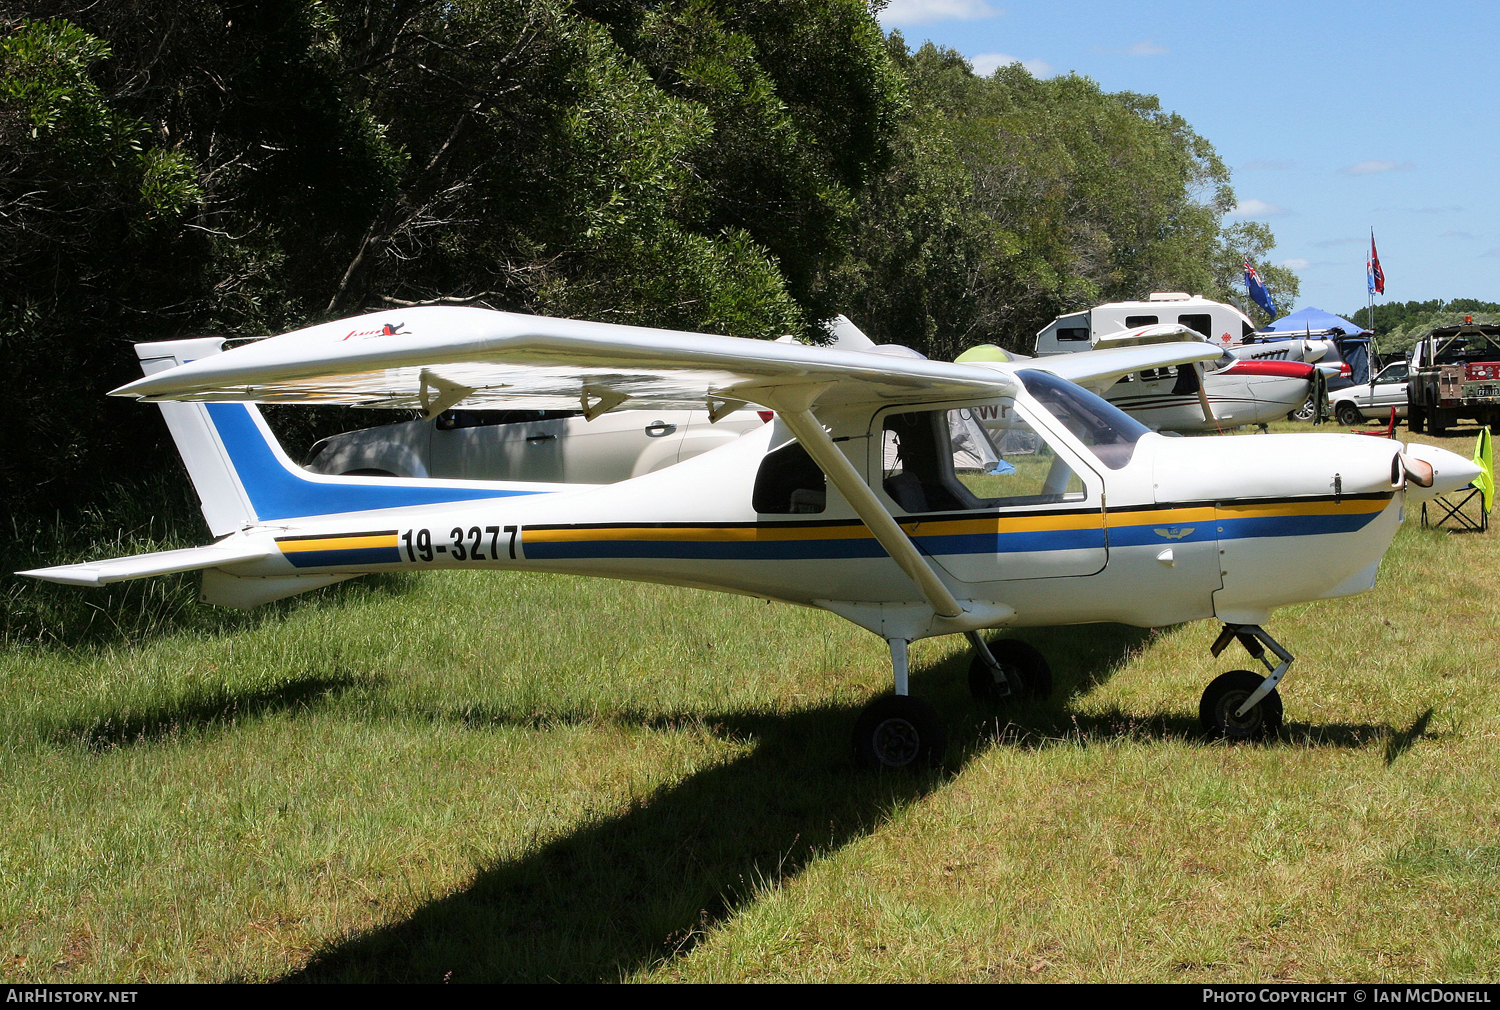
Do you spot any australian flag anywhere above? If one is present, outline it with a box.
[1244,259,1276,316]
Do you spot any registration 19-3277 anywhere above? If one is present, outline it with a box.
[401,525,520,563]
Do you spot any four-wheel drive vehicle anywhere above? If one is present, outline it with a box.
[1407,323,1500,434]
[305,407,768,483]
[1329,360,1410,426]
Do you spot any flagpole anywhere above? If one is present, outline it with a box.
[1368,228,1377,383]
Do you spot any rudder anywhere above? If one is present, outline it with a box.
[137,338,258,536]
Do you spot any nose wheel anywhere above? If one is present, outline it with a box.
[1200,670,1283,740]
[1200,625,1292,741]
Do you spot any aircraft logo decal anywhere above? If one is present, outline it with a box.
[1154,526,1195,540]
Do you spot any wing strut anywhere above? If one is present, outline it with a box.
[776,406,964,620]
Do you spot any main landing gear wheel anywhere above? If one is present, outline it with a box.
[853,695,946,770]
[1199,669,1283,741]
[967,638,1054,703]
[1289,395,1317,423]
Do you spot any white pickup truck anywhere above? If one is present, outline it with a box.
[1328,360,1409,427]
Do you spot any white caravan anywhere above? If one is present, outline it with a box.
[1034,293,1256,355]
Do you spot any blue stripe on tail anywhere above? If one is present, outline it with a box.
[205,403,536,521]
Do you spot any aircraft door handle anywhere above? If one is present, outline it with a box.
[644,421,677,438]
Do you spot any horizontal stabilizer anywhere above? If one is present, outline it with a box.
[18,541,274,587]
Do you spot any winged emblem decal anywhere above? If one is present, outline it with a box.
[1153,527,1195,540]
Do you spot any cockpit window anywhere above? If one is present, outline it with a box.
[880,407,1085,513]
[1016,368,1150,469]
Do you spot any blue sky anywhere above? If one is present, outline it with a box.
[878,0,1499,316]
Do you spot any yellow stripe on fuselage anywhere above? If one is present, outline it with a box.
[278,533,399,554]
[523,497,1386,546]
[1215,497,1388,520]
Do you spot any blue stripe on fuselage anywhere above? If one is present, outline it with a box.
[205,403,538,521]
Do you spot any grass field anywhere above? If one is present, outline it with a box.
[1,421,1497,983]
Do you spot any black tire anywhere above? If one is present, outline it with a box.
[1431,410,1448,436]
[967,638,1054,703]
[1288,395,1317,423]
[853,695,946,770]
[1408,406,1425,434]
[1199,669,1283,742]
[1335,402,1364,427]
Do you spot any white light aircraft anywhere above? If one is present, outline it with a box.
[20,308,1481,768]
[1032,294,1316,431]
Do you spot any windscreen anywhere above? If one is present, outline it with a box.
[1017,368,1151,470]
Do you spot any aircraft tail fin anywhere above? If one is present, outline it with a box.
[137,338,260,536]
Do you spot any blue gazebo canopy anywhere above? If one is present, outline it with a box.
[1257,306,1370,337]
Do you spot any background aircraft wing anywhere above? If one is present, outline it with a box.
[1032,340,1225,393]
[114,306,1017,416]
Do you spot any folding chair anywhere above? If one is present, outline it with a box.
[1422,485,1489,531]
[1421,429,1494,532]
[1353,407,1397,437]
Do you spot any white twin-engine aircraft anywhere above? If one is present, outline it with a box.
[22,308,1480,768]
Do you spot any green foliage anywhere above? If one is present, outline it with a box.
[1344,299,1500,353]
[828,40,1297,358]
[0,3,899,518]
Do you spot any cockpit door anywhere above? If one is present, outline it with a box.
[870,401,1108,583]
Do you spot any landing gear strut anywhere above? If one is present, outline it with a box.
[965,631,1053,703]
[852,639,946,770]
[1199,624,1292,740]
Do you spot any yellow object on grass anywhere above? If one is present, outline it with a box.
[1474,428,1494,514]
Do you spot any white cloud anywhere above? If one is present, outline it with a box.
[1128,40,1169,56]
[880,0,999,25]
[1240,158,1296,171]
[971,52,1055,76]
[1280,258,1311,270]
[1440,230,1476,241]
[1228,198,1289,218]
[1340,160,1416,176]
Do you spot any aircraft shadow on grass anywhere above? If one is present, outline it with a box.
[48,670,367,752]
[277,624,1396,984]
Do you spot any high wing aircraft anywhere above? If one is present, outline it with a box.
[20,308,1481,769]
[970,324,1316,433]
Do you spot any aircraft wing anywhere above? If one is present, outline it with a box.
[113,307,1017,415]
[1032,339,1225,393]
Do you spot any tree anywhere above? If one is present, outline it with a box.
[1,3,902,517]
[827,40,1298,359]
